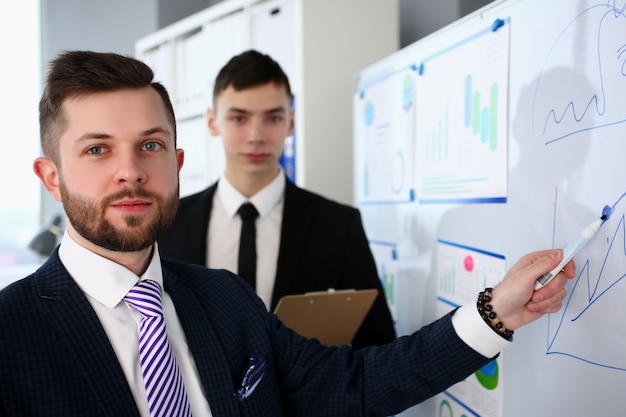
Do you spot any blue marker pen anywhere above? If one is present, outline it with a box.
[534,217,604,290]
[491,18,505,32]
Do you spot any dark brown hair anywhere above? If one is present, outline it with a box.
[213,49,292,108]
[39,50,176,164]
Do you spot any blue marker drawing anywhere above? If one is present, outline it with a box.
[532,1,626,144]
[546,191,626,371]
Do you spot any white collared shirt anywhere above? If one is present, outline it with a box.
[452,303,510,358]
[58,232,212,417]
[207,171,285,309]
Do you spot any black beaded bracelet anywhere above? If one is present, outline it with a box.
[477,288,514,341]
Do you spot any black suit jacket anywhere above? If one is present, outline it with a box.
[158,179,396,348]
[0,252,492,416]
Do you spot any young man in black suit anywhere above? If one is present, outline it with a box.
[158,50,397,348]
[0,50,574,416]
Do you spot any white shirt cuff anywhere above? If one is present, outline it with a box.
[451,304,511,358]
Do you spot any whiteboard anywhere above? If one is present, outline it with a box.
[353,1,626,416]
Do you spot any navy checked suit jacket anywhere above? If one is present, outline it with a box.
[0,252,493,417]
[158,178,396,348]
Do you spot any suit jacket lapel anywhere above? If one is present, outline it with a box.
[164,270,240,417]
[183,184,217,265]
[271,180,314,310]
[37,254,140,416]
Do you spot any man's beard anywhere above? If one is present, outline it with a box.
[60,182,179,252]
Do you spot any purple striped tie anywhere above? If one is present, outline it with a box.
[125,280,192,417]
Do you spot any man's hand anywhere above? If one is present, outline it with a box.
[489,249,575,331]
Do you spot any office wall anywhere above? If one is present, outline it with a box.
[157,0,222,27]
[399,0,491,47]
[40,0,158,62]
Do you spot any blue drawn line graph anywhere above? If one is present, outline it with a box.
[532,1,626,144]
[546,191,626,371]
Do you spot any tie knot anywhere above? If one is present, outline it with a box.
[124,280,163,318]
[237,202,259,221]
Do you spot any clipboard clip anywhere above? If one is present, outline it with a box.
[304,288,356,295]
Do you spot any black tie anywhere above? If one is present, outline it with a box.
[237,202,259,289]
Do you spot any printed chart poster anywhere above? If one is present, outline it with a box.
[355,66,417,204]
[435,239,506,417]
[369,241,398,320]
[415,19,510,204]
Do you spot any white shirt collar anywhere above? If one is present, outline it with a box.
[58,230,164,308]
[217,169,286,218]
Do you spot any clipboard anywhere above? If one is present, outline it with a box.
[273,289,378,346]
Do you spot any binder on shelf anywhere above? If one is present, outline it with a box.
[273,288,378,346]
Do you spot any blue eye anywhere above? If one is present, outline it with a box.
[143,142,162,152]
[87,146,106,155]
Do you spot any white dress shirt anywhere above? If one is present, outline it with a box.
[58,232,213,417]
[207,171,285,309]
[452,303,510,358]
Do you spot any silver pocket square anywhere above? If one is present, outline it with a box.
[235,354,266,401]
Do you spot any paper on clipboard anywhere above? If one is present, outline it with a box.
[273,288,378,346]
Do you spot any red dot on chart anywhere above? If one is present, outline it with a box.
[464,255,474,272]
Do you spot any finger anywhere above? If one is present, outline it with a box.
[509,249,559,272]
[528,299,564,314]
[561,259,576,278]
[528,288,567,312]
[531,262,573,303]
[514,250,562,284]
[529,301,564,314]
